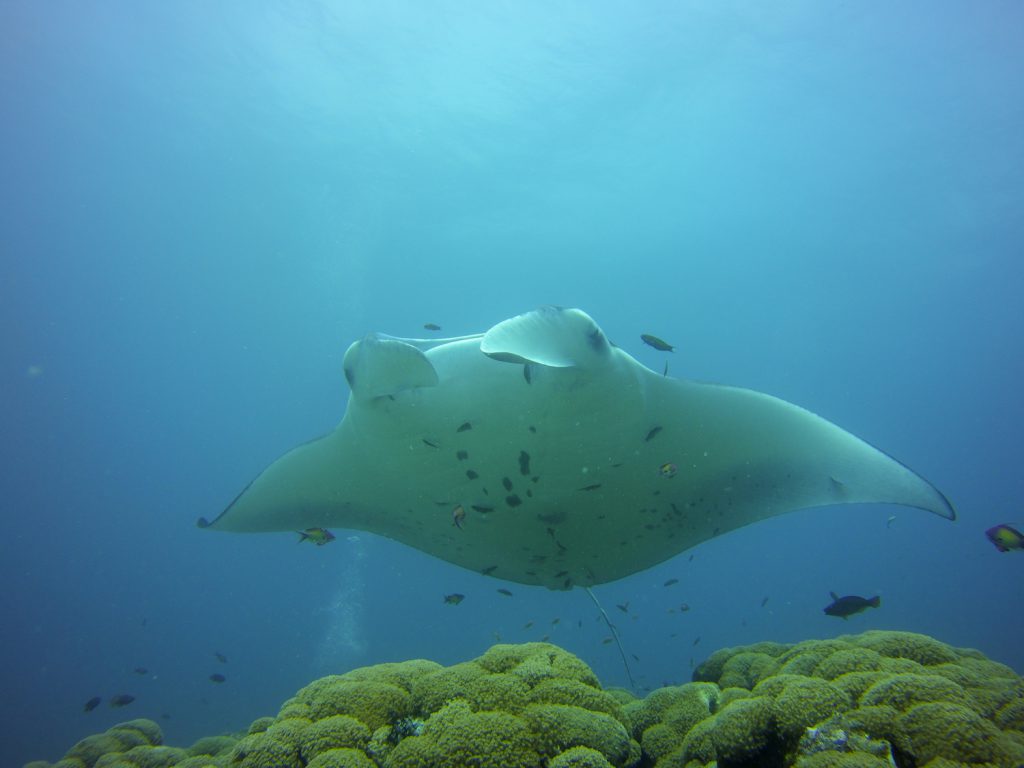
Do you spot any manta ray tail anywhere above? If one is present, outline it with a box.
[584,586,638,692]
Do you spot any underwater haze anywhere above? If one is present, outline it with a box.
[2,1,1023,765]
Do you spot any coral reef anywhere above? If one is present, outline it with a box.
[26,631,1024,768]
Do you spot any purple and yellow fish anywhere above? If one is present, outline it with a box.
[296,527,335,546]
[452,504,466,529]
[986,524,1024,552]
[659,462,677,478]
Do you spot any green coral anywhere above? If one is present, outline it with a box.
[245,718,274,735]
[813,648,885,680]
[856,630,960,666]
[895,701,1020,764]
[718,651,779,689]
[305,747,376,768]
[124,746,189,768]
[409,661,485,714]
[187,735,237,757]
[524,703,632,765]
[27,631,1024,768]
[860,672,970,710]
[385,699,540,768]
[298,715,371,762]
[548,745,616,767]
[772,677,850,740]
[291,677,409,730]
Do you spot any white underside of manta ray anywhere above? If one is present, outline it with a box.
[199,307,954,589]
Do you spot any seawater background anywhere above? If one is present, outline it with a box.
[2,2,1022,765]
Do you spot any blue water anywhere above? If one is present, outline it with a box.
[3,2,1023,765]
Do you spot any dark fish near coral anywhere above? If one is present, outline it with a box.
[133,667,148,675]
[209,673,226,683]
[214,652,228,663]
[83,696,101,712]
[296,527,335,546]
[443,593,465,605]
[497,588,513,597]
[824,592,880,619]
[986,524,1024,552]
[523,621,534,629]
[663,578,679,587]
[423,323,442,331]
[641,333,674,352]
[452,505,466,529]
[110,694,135,708]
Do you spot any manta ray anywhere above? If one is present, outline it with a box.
[199,307,954,588]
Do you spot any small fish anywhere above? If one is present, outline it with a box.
[616,602,629,613]
[578,483,602,491]
[133,667,148,675]
[452,505,466,529]
[493,632,502,642]
[644,426,663,442]
[110,694,135,708]
[456,421,472,432]
[663,578,679,587]
[663,361,669,376]
[692,636,701,646]
[83,696,101,712]
[470,504,493,513]
[497,588,513,597]
[886,515,897,529]
[659,462,678,479]
[443,593,465,605]
[551,617,560,625]
[541,634,550,642]
[824,592,881,619]
[423,323,442,331]
[986,524,1024,552]
[482,565,497,575]
[209,673,226,683]
[296,528,335,546]
[214,652,228,664]
[631,653,640,662]
[760,596,769,608]
[678,602,690,612]
[641,333,674,352]
[422,438,440,448]
[577,620,582,628]
[523,621,534,629]
[602,637,614,645]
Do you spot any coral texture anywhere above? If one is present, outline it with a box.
[27,631,1024,768]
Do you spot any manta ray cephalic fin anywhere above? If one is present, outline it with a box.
[343,334,439,400]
